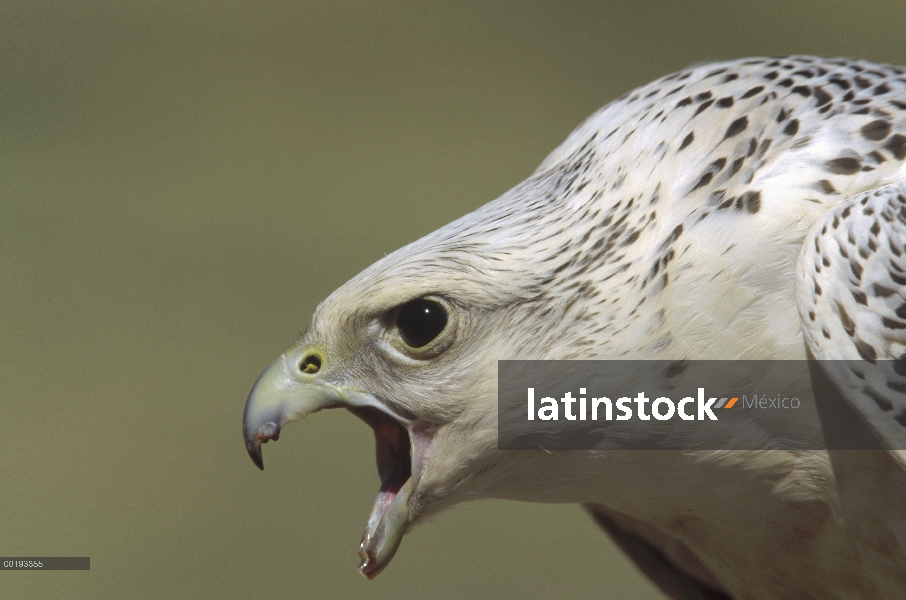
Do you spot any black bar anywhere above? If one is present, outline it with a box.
[1,558,90,570]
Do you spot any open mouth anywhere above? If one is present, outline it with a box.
[348,406,412,512]
[242,355,435,577]
[345,406,438,577]
[346,405,414,574]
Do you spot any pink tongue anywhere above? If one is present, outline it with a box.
[376,490,397,515]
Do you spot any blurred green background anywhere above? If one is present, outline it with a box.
[3,1,906,598]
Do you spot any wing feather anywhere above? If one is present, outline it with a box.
[798,181,906,453]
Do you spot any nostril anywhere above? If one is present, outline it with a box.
[299,354,322,374]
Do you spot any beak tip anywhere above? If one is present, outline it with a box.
[357,557,383,580]
[246,439,265,470]
[244,421,282,471]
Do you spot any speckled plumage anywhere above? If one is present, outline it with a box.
[339,57,906,365]
[246,57,906,599]
[800,183,906,451]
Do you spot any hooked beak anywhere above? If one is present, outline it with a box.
[243,350,433,578]
[242,354,332,470]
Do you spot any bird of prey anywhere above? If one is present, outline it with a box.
[244,57,906,599]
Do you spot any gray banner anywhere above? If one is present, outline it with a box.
[1,557,90,570]
[498,360,899,450]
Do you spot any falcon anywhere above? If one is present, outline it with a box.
[243,57,906,599]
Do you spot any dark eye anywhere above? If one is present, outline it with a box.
[397,298,448,348]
